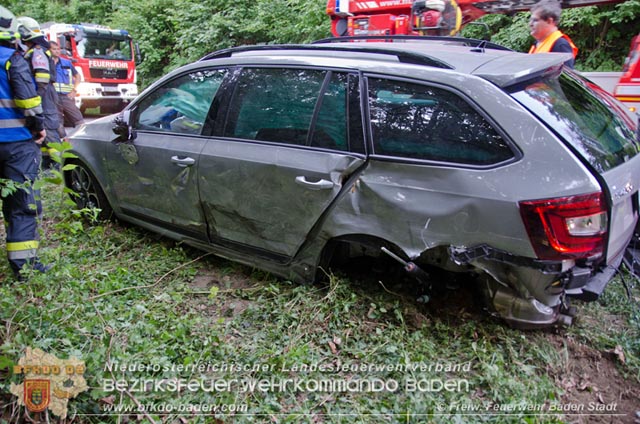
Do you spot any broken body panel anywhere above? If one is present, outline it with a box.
[66,41,640,328]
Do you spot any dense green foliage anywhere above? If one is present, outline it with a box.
[461,1,640,71]
[5,0,329,88]
[5,0,639,88]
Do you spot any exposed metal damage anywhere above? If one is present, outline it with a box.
[64,40,640,330]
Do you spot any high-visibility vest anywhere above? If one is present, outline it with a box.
[529,30,578,59]
[54,57,75,94]
[0,46,33,143]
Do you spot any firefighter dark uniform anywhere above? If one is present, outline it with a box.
[0,32,48,278]
[23,41,61,168]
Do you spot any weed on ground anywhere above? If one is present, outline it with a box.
[1,183,639,423]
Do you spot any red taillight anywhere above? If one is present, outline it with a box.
[519,192,608,260]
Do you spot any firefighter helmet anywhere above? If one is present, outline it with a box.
[0,6,20,42]
[16,16,42,41]
[0,6,16,30]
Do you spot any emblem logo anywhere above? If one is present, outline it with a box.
[24,379,50,412]
[10,348,88,419]
[614,182,634,199]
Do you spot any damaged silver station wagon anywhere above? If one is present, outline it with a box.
[65,36,640,328]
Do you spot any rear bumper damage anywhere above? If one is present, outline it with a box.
[449,244,619,328]
[565,266,617,301]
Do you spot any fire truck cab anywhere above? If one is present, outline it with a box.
[43,23,141,113]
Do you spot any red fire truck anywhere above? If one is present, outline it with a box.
[614,34,640,112]
[326,0,623,38]
[326,0,639,112]
[42,23,141,113]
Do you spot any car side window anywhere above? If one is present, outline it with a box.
[367,78,513,165]
[224,68,362,153]
[135,69,227,135]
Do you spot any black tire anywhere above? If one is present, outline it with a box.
[67,162,113,221]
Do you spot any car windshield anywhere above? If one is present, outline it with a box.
[511,71,639,173]
[76,36,132,61]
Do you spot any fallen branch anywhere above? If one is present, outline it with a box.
[88,252,214,300]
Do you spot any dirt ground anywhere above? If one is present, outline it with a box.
[191,260,640,424]
[420,272,640,423]
[546,334,640,424]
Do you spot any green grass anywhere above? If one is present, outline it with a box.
[1,183,639,423]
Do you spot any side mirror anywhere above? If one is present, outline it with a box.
[134,42,143,65]
[112,109,136,141]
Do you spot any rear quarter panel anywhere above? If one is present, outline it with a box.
[317,65,602,260]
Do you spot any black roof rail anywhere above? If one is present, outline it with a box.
[199,44,454,69]
[312,35,513,52]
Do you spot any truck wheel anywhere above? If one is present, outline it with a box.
[67,162,113,221]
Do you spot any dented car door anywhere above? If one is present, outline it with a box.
[198,68,366,257]
[105,69,228,238]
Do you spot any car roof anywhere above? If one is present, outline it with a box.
[199,36,570,88]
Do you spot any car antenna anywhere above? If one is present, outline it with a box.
[470,40,487,53]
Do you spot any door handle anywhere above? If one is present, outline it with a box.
[295,176,334,190]
[171,156,195,167]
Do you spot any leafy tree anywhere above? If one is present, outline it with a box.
[4,0,639,83]
[462,1,640,71]
[6,0,115,24]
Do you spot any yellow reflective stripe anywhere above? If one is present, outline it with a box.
[15,96,42,109]
[0,31,20,42]
[56,83,74,93]
[35,73,50,82]
[6,241,39,251]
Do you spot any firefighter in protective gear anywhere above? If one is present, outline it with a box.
[16,16,61,167]
[15,16,42,42]
[50,40,84,131]
[0,8,49,279]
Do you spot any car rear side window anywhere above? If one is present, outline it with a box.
[511,72,639,173]
[136,69,227,135]
[367,78,513,165]
[313,72,364,153]
[224,68,363,153]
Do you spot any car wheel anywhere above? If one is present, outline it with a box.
[67,162,113,220]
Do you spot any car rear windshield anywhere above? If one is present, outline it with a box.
[511,72,639,173]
